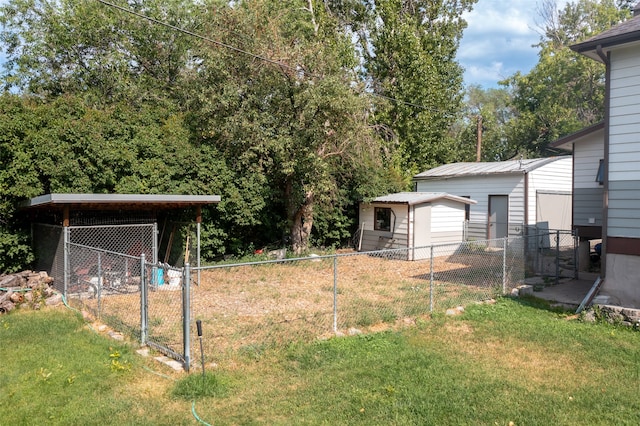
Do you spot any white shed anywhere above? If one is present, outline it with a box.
[413,157,573,240]
[357,192,476,260]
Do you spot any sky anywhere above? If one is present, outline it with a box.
[458,0,569,89]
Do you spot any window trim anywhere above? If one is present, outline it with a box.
[374,207,392,232]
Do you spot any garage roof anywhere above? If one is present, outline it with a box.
[370,192,476,206]
[21,193,221,210]
[413,157,568,180]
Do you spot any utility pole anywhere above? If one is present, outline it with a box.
[476,115,482,162]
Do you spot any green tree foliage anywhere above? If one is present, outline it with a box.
[186,0,397,253]
[452,85,516,161]
[360,0,477,175]
[0,0,198,107]
[503,0,630,157]
[0,0,476,268]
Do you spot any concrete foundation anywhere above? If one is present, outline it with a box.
[578,240,591,272]
[603,253,640,308]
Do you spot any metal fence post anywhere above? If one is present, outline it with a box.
[63,226,69,298]
[333,256,338,333]
[197,222,201,286]
[503,237,507,294]
[573,230,579,279]
[556,229,560,284]
[97,251,102,317]
[183,263,191,372]
[140,254,147,345]
[429,246,434,312]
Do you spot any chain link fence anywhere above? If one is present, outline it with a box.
[32,224,575,371]
[190,236,528,366]
[524,228,578,283]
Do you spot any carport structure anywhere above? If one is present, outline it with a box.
[22,193,220,294]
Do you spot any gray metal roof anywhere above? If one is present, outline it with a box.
[413,157,569,180]
[370,192,476,206]
[571,11,640,61]
[22,193,221,210]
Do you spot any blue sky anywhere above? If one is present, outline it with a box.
[458,0,570,89]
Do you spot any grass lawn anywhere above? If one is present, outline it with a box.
[2,297,640,425]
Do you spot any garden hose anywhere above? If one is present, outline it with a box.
[191,401,212,426]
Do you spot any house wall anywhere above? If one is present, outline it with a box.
[603,45,640,308]
[573,130,604,229]
[358,203,410,251]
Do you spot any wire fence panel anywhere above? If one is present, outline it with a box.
[66,243,142,339]
[62,224,155,341]
[191,238,532,366]
[191,257,337,362]
[333,249,433,332]
[144,262,185,361]
[524,229,577,282]
[33,224,65,293]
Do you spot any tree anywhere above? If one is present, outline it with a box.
[503,0,630,157]
[0,0,199,107]
[187,0,395,254]
[360,0,478,175]
[452,85,516,161]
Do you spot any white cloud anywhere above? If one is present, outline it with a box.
[458,0,571,88]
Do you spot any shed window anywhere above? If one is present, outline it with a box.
[374,207,391,231]
[596,159,604,185]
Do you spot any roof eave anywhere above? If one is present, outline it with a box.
[550,121,605,150]
[571,32,640,61]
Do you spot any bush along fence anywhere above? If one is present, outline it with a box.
[61,231,576,371]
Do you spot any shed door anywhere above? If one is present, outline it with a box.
[488,195,509,240]
[413,204,431,248]
[536,191,571,231]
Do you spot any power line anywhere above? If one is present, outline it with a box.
[94,0,453,114]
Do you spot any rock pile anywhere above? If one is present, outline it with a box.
[0,271,62,314]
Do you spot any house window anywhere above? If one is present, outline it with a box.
[596,159,604,185]
[374,207,391,231]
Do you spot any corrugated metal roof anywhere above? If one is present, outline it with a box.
[21,193,221,210]
[370,192,476,206]
[413,157,569,180]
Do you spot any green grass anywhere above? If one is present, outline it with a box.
[2,299,640,425]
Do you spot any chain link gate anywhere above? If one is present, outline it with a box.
[140,259,188,366]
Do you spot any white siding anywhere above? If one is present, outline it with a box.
[573,134,603,189]
[527,157,572,225]
[608,46,640,238]
[609,46,640,183]
[358,202,410,251]
[430,201,466,245]
[415,175,524,224]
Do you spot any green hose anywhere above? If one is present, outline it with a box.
[191,401,212,426]
[0,287,32,292]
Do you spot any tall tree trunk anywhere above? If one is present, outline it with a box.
[286,180,314,254]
